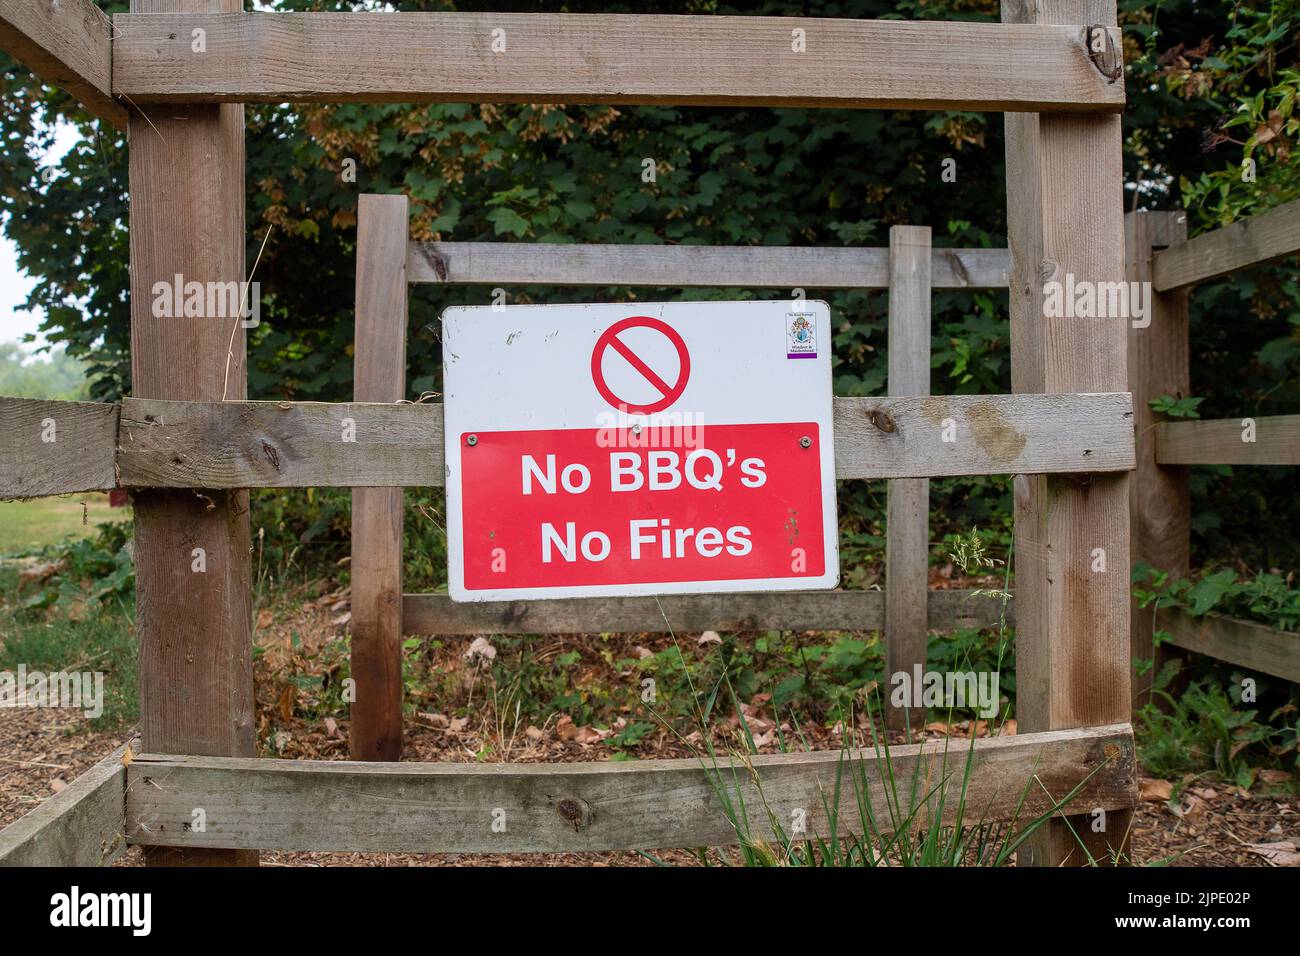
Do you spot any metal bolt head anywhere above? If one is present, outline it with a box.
[466,434,478,446]
[799,436,812,449]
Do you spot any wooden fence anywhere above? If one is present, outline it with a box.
[0,3,1142,867]
[381,214,1017,742]
[1127,200,1300,700]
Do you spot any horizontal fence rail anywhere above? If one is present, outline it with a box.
[0,0,126,128]
[123,724,1137,854]
[404,587,1013,636]
[0,398,119,498]
[408,242,1011,289]
[0,743,130,867]
[1151,198,1300,292]
[109,13,1126,113]
[104,393,1135,492]
[1156,608,1300,684]
[1154,415,1300,466]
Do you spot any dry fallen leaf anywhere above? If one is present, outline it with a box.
[1173,794,1207,819]
[1259,770,1293,786]
[277,683,296,723]
[1245,841,1300,866]
[121,744,134,768]
[525,725,543,742]
[50,779,67,794]
[556,715,577,741]
[697,631,722,646]
[1139,778,1174,803]
[463,636,497,667]
[448,717,469,733]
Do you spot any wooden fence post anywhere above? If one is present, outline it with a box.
[350,194,409,761]
[886,225,932,734]
[128,0,256,865]
[1002,0,1132,865]
[1126,210,1191,710]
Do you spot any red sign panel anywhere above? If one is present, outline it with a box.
[458,423,826,591]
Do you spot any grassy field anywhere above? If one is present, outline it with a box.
[0,494,125,555]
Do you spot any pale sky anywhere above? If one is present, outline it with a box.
[0,122,83,357]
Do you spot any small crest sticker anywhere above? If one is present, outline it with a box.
[786,311,817,359]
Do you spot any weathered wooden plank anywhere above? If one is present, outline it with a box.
[1155,416,1300,466]
[124,724,1136,854]
[1126,211,1191,709]
[0,742,129,867]
[1002,0,1131,867]
[408,242,1011,289]
[0,0,127,128]
[115,392,1134,489]
[0,397,119,500]
[403,587,1013,636]
[110,12,1125,112]
[127,0,256,869]
[1151,198,1300,292]
[350,194,409,763]
[1157,608,1300,684]
[886,226,932,733]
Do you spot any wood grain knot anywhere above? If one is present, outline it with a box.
[555,797,594,830]
[261,441,281,472]
[420,245,449,282]
[866,409,897,433]
[1084,26,1123,82]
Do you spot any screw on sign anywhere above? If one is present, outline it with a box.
[441,300,839,601]
[590,316,691,414]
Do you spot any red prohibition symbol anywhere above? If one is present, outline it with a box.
[590,316,691,414]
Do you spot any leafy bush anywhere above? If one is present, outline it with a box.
[1137,667,1298,784]
[1135,563,1300,631]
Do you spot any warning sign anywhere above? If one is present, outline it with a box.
[442,300,838,602]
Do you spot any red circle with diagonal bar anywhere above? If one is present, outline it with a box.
[590,316,691,414]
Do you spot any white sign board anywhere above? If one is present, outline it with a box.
[442,299,838,602]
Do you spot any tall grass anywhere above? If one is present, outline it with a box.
[641,528,1116,867]
[687,690,1110,867]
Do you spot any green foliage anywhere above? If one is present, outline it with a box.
[1172,2,1300,224]
[1137,666,1298,784]
[0,342,91,399]
[1135,563,1300,631]
[1149,393,1203,419]
[17,520,134,610]
[0,566,138,728]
